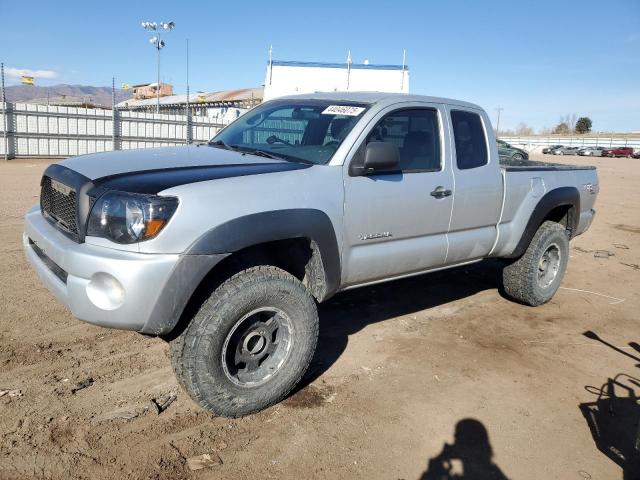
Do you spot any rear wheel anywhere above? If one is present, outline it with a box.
[502,221,569,306]
[170,266,319,417]
[512,153,524,161]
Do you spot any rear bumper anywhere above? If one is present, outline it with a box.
[24,206,226,334]
[575,208,596,237]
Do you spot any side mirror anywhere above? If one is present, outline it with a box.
[362,142,400,173]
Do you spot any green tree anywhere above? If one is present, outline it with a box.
[575,117,592,134]
[553,122,570,134]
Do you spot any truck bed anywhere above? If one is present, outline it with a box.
[500,157,596,171]
[491,158,599,258]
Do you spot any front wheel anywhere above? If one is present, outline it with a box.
[171,266,319,417]
[502,221,569,306]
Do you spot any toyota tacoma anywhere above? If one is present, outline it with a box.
[24,92,599,417]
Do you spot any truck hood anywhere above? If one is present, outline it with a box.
[60,145,285,179]
[57,145,312,194]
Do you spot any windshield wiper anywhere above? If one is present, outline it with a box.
[244,149,282,160]
[239,147,314,164]
[208,140,238,151]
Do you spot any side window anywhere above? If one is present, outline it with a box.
[366,108,441,172]
[451,110,488,170]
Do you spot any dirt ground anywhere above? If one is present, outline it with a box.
[0,152,638,480]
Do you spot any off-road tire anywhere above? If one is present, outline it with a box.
[170,266,319,417]
[502,221,569,306]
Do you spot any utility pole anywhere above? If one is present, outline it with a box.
[268,45,273,85]
[495,107,504,134]
[185,39,191,145]
[400,49,406,92]
[0,62,4,104]
[111,77,117,151]
[346,50,352,90]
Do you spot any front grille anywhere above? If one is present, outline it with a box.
[40,176,79,240]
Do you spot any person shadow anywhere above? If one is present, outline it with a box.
[580,331,640,479]
[420,418,509,480]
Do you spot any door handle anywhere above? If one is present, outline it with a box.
[430,186,452,198]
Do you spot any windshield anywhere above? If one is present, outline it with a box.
[210,100,369,165]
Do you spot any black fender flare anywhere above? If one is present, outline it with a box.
[507,186,580,259]
[186,209,341,299]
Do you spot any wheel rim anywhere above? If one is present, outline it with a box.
[537,243,561,289]
[513,154,523,161]
[221,307,293,387]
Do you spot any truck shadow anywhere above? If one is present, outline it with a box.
[579,331,640,479]
[419,418,509,480]
[299,259,504,389]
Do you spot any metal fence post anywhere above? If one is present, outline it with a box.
[1,62,9,161]
[111,78,121,151]
[186,106,192,145]
[112,108,121,151]
[1,101,7,161]
[185,85,192,145]
[185,39,192,145]
[3,102,15,159]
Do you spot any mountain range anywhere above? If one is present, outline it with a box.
[2,84,132,106]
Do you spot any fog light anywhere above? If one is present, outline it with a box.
[86,273,125,310]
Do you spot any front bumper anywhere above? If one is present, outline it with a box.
[24,206,226,334]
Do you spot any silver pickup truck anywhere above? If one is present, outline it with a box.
[24,92,598,417]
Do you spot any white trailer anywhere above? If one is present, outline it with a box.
[263,59,409,101]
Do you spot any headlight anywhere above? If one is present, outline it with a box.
[87,191,178,244]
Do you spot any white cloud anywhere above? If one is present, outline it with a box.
[5,67,58,79]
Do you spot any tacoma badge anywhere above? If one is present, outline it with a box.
[358,232,392,241]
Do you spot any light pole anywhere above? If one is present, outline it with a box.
[141,21,175,114]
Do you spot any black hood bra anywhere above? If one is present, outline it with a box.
[90,161,311,195]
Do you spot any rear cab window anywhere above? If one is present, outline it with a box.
[451,110,488,170]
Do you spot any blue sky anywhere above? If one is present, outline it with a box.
[1,0,639,132]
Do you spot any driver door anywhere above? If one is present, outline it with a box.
[341,104,454,286]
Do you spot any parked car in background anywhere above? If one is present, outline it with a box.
[601,147,634,158]
[577,147,606,157]
[543,145,563,154]
[552,146,581,155]
[633,150,640,159]
[497,139,528,161]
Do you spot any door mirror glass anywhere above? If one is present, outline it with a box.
[362,142,400,173]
